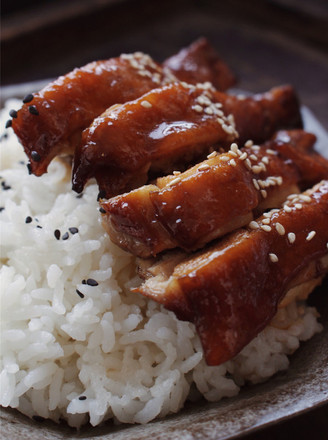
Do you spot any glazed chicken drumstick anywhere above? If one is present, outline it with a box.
[72,82,302,197]
[135,180,328,366]
[9,39,235,177]
[99,130,328,257]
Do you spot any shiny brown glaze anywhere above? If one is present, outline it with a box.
[73,83,302,197]
[135,181,328,365]
[163,37,236,91]
[11,40,236,177]
[11,54,174,176]
[220,86,303,145]
[72,82,238,195]
[100,130,328,257]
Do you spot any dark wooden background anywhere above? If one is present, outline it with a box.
[2,0,328,129]
[1,1,328,439]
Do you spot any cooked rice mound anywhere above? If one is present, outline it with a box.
[0,100,323,427]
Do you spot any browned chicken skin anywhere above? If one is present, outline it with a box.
[135,180,328,365]
[99,130,328,257]
[10,39,235,177]
[72,83,302,197]
[163,37,236,91]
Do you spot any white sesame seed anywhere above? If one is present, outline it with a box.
[130,59,139,69]
[269,253,279,263]
[138,70,150,77]
[121,53,133,60]
[266,149,277,155]
[207,151,217,159]
[261,225,272,232]
[266,177,276,186]
[245,140,253,147]
[252,165,262,174]
[141,100,152,108]
[283,205,292,213]
[251,145,260,151]
[214,108,224,117]
[259,162,267,172]
[245,158,252,169]
[229,159,237,167]
[230,143,239,153]
[202,82,212,90]
[204,107,214,115]
[249,221,259,230]
[249,154,257,161]
[181,81,191,89]
[198,163,210,171]
[222,124,234,134]
[252,179,260,190]
[299,195,312,202]
[288,232,296,244]
[220,156,230,162]
[262,156,269,165]
[192,105,203,113]
[306,231,316,241]
[261,189,268,198]
[173,171,181,176]
[295,203,303,210]
[152,75,161,84]
[239,152,248,161]
[215,102,223,108]
[229,151,238,157]
[142,70,152,78]
[275,223,285,235]
[168,177,181,186]
[217,117,224,125]
[262,218,271,224]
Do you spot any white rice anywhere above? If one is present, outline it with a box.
[0,100,323,427]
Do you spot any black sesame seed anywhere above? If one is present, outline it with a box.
[23,93,34,104]
[97,190,106,201]
[1,181,11,190]
[27,163,32,174]
[25,216,32,224]
[0,133,8,141]
[37,225,43,229]
[54,229,61,240]
[78,395,87,401]
[31,151,41,162]
[87,278,98,286]
[28,105,39,116]
[69,227,79,234]
[19,160,25,165]
[82,279,87,284]
[0,207,4,212]
[76,289,85,298]
[5,120,12,128]
[32,415,45,422]
[62,232,69,240]
[99,207,106,214]
[9,109,18,118]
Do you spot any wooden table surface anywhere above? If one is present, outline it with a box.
[1,1,328,439]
